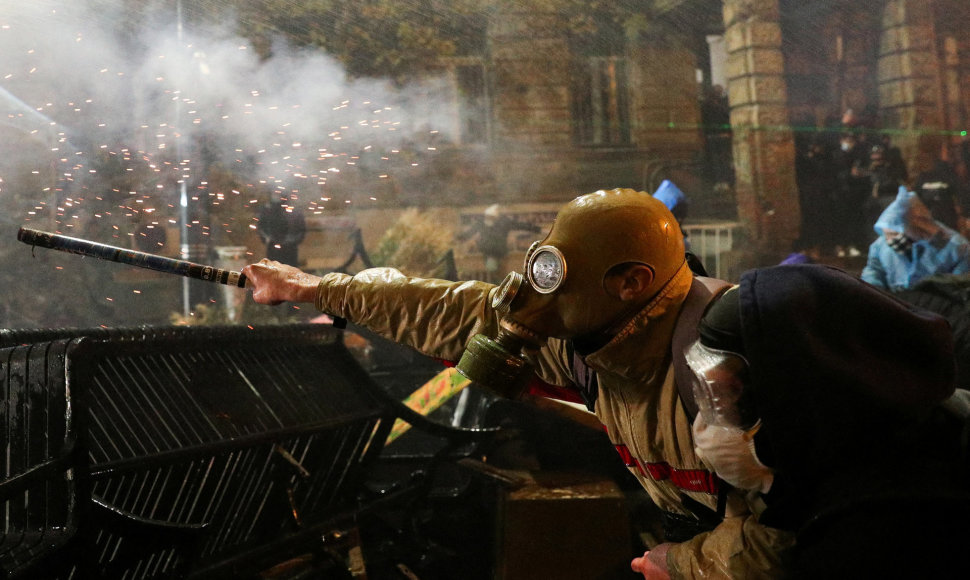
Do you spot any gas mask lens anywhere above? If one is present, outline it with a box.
[526,245,566,294]
[685,340,755,429]
[457,243,565,397]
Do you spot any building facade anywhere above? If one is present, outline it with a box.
[429,0,970,266]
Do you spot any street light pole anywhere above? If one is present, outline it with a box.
[176,0,190,317]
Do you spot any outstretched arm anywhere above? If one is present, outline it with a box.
[242,260,498,364]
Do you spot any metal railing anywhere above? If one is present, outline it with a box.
[683,221,741,281]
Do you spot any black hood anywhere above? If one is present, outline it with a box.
[737,264,956,528]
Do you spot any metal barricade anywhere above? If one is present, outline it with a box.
[0,324,412,578]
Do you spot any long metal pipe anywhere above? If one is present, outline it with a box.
[17,227,248,288]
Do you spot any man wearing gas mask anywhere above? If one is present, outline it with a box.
[243,188,793,578]
[861,186,970,292]
[679,263,970,577]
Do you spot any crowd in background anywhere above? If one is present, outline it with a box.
[794,108,970,260]
[785,109,970,395]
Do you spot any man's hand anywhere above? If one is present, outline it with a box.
[242,259,323,305]
[631,545,672,580]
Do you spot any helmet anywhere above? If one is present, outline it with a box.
[530,188,685,299]
[457,188,686,396]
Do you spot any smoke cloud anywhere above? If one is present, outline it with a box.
[0,0,456,328]
[2,0,453,204]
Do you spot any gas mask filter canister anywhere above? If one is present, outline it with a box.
[455,243,568,397]
[456,271,541,397]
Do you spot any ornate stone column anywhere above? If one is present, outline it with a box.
[722,0,799,258]
[878,0,948,167]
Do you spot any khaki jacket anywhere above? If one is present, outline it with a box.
[315,264,793,578]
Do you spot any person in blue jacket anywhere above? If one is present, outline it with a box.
[860,186,970,292]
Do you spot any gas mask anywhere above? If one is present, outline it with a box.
[456,188,686,397]
[456,278,538,398]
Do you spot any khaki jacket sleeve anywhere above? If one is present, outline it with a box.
[667,513,795,579]
[315,267,578,390]
[314,267,499,363]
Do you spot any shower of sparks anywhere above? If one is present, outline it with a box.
[1,3,447,244]
[0,2,454,327]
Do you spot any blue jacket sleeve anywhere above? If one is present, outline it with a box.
[861,241,889,289]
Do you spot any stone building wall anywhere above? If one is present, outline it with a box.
[628,42,704,156]
[931,0,970,165]
[723,0,799,258]
[484,5,709,204]
[877,0,946,167]
[487,7,581,202]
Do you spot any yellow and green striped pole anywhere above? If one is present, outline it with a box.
[385,366,471,445]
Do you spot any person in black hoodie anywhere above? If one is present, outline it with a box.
[685,264,970,578]
[257,196,307,267]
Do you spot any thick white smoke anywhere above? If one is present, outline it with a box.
[0,0,454,224]
[0,0,456,328]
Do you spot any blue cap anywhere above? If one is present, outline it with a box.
[653,179,686,212]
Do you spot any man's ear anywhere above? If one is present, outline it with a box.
[605,263,655,301]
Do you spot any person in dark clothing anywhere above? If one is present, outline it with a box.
[458,204,541,284]
[878,134,909,183]
[685,264,970,578]
[862,143,908,237]
[793,134,839,253]
[700,84,733,186]
[257,197,307,267]
[915,158,963,231]
[897,273,970,392]
[833,132,871,256]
